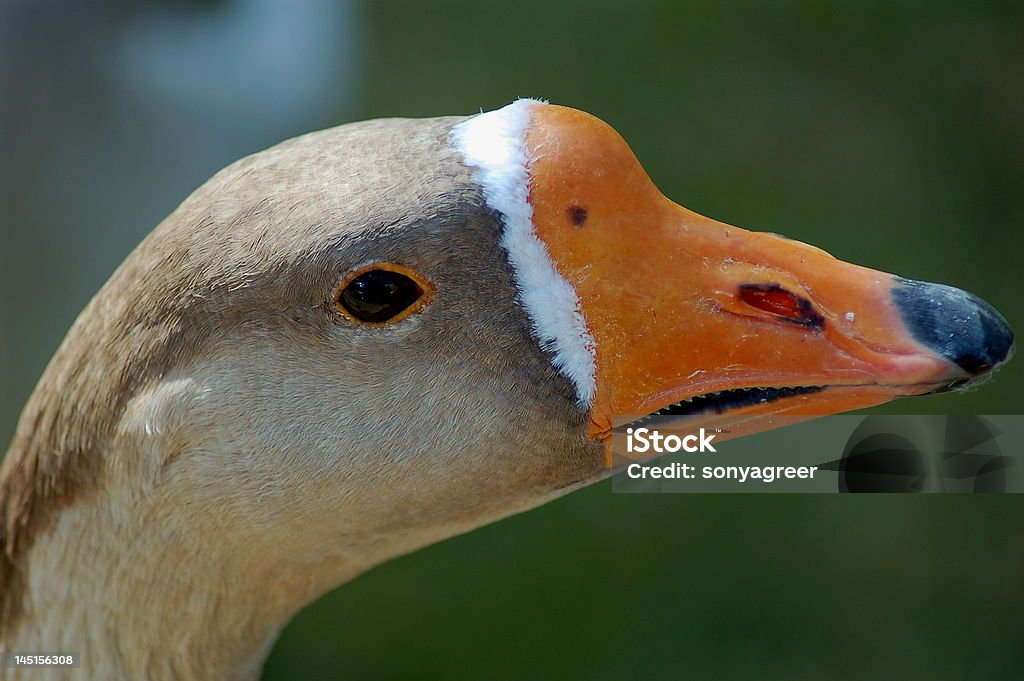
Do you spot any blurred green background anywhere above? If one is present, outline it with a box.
[2,2,1022,679]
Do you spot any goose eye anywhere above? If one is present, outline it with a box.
[335,264,432,325]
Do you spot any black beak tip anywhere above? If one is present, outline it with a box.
[894,278,1014,376]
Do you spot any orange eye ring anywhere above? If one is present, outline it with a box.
[333,262,435,326]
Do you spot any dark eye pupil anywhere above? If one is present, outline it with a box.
[339,269,423,323]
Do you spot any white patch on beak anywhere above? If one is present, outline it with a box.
[452,99,597,406]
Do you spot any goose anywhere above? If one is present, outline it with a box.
[0,99,1013,680]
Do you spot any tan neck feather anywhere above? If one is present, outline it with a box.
[2,353,381,681]
[1,280,198,645]
[2,442,348,681]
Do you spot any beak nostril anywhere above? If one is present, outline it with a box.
[738,284,824,329]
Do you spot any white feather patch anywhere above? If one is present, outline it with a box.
[452,99,597,406]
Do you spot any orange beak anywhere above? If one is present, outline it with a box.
[524,106,1013,452]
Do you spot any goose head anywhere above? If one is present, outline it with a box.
[0,99,1012,677]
